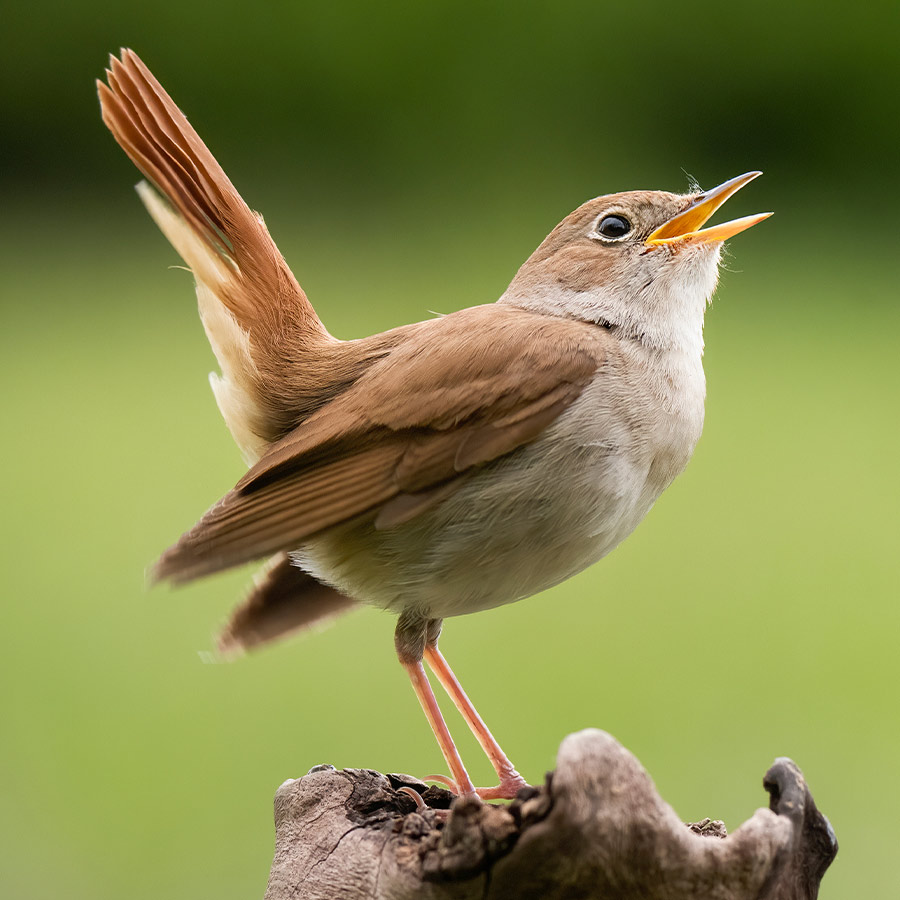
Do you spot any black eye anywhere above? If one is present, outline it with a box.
[596,214,631,240]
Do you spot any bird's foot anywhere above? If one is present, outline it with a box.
[475,772,530,800]
[424,771,529,800]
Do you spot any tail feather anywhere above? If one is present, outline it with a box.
[218,553,358,656]
[98,49,320,332]
[98,49,334,455]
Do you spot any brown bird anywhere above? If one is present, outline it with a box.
[98,49,770,799]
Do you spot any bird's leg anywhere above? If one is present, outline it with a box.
[424,635,528,801]
[399,660,477,797]
[395,613,476,797]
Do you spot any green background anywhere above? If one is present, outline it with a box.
[2,2,898,898]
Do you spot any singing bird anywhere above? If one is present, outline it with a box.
[98,50,770,799]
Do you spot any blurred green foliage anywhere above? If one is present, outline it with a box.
[5,0,900,212]
[2,2,898,899]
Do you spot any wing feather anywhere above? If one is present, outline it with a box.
[153,294,605,585]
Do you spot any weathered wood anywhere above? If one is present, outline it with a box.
[264,729,836,899]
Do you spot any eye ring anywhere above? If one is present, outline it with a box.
[594,214,632,242]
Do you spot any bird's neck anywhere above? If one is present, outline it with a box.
[498,282,708,360]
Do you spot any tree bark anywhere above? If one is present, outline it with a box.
[264,729,836,899]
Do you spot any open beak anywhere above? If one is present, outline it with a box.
[646,171,772,247]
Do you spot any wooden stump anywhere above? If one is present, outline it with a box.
[264,729,836,899]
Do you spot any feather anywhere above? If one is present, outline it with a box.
[218,554,357,656]
[152,305,604,585]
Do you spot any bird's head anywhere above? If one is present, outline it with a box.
[501,172,771,353]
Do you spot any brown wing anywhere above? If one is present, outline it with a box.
[152,305,603,585]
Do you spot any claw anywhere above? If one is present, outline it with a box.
[423,773,460,792]
[397,785,428,811]
[423,772,530,800]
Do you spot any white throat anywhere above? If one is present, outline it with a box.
[499,243,723,362]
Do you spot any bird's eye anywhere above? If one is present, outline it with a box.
[596,215,631,240]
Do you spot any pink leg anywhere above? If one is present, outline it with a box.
[424,645,528,800]
[401,659,476,797]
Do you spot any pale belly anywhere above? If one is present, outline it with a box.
[295,381,701,621]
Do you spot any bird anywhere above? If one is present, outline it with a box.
[98,49,770,800]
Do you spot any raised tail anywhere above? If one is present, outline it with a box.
[98,49,334,461]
